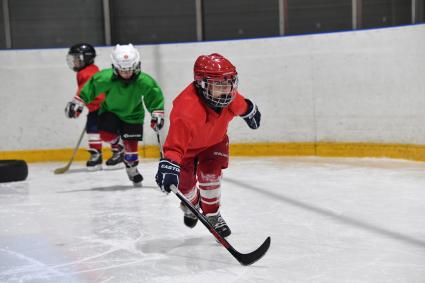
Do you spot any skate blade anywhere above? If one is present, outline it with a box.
[133,182,143,188]
[104,163,125,170]
[87,165,102,172]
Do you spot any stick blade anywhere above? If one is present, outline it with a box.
[230,236,271,266]
[54,166,69,174]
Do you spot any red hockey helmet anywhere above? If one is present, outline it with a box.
[194,53,238,108]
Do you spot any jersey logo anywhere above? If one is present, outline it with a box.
[213,151,228,158]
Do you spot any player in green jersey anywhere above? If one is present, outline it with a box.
[65,44,165,186]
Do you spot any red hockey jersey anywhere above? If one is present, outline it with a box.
[76,64,105,112]
[163,83,248,164]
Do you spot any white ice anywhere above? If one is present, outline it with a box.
[1,157,425,283]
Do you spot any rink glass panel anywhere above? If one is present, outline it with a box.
[110,0,197,44]
[0,3,5,49]
[416,0,425,22]
[8,0,104,49]
[202,0,279,40]
[0,0,423,49]
[362,0,411,28]
[286,0,352,35]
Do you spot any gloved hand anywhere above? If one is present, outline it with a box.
[65,97,85,118]
[155,158,180,193]
[150,110,164,131]
[241,99,261,129]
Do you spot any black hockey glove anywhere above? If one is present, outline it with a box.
[240,99,261,129]
[65,97,85,119]
[155,158,180,193]
[150,110,165,131]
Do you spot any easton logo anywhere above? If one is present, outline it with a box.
[123,134,140,138]
[161,164,180,173]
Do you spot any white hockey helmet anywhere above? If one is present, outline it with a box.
[111,43,141,77]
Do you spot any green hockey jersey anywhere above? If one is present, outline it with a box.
[79,68,164,124]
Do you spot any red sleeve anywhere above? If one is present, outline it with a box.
[163,116,194,164]
[75,65,104,112]
[76,65,99,97]
[228,92,249,116]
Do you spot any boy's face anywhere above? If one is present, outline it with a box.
[207,79,233,97]
[118,69,133,79]
[66,54,83,71]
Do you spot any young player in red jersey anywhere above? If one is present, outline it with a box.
[65,43,124,170]
[156,53,261,237]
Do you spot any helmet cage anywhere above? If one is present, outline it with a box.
[112,61,141,81]
[66,53,85,71]
[112,61,141,76]
[197,75,238,108]
[66,43,96,71]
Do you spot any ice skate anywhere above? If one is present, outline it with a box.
[180,201,200,228]
[206,212,231,238]
[105,144,124,167]
[86,149,102,171]
[125,164,143,187]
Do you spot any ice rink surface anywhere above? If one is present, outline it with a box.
[1,157,425,283]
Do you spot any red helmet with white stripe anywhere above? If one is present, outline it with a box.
[194,53,238,108]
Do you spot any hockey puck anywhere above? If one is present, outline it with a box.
[0,160,28,183]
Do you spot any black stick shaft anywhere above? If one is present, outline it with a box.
[171,185,270,266]
[156,129,163,159]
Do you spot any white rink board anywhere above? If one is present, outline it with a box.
[0,25,424,151]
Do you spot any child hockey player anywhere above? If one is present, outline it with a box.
[66,44,165,186]
[65,43,124,170]
[156,53,261,237]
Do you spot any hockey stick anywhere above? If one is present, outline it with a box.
[170,185,271,266]
[54,126,86,174]
[155,128,163,159]
[156,133,270,265]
